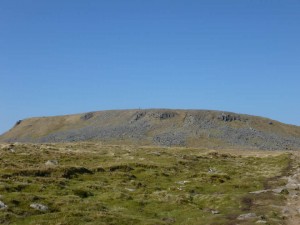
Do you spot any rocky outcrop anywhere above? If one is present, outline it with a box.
[80,112,94,121]
[150,111,177,120]
[218,113,242,122]
[15,120,22,126]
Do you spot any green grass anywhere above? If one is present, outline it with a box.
[0,143,292,224]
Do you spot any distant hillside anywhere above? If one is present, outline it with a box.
[1,109,300,150]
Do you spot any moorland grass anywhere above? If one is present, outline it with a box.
[0,143,292,224]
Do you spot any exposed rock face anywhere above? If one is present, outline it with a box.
[15,120,22,126]
[218,113,241,122]
[149,111,177,119]
[1,109,300,150]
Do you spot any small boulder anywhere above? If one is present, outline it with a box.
[45,160,59,167]
[0,201,7,209]
[30,203,48,211]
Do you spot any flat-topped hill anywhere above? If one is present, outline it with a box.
[1,109,300,150]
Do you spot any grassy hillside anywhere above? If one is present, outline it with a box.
[1,109,300,150]
[0,143,294,225]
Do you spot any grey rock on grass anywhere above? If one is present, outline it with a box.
[30,203,48,211]
[0,201,7,209]
[45,160,59,166]
[237,213,258,220]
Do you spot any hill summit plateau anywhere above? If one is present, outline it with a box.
[1,109,300,150]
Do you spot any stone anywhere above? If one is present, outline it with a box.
[176,181,190,185]
[211,210,220,214]
[250,189,269,194]
[208,168,217,173]
[237,213,257,220]
[0,201,7,209]
[272,188,285,193]
[30,203,48,211]
[45,160,59,166]
[125,188,135,192]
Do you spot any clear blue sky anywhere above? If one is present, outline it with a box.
[1,0,300,134]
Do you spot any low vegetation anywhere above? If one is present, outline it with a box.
[0,143,293,224]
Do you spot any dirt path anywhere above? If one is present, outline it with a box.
[283,152,300,225]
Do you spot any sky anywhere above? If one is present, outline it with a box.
[1,0,300,134]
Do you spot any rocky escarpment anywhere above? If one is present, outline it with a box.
[1,109,300,150]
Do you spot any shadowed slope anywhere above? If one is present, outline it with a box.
[1,109,300,150]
